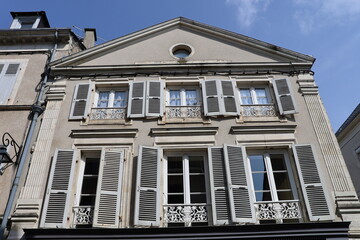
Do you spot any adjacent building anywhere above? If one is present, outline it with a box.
[336,104,360,198]
[2,17,360,239]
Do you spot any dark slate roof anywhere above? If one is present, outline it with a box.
[336,103,360,136]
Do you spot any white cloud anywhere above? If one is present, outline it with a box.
[226,0,270,28]
[294,0,360,34]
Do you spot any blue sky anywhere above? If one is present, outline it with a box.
[1,0,359,131]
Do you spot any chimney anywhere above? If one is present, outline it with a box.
[83,28,97,48]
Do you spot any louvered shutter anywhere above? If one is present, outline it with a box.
[273,78,297,115]
[208,147,231,225]
[134,146,161,226]
[202,80,221,116]
[0,63,20,104]
[146,81,164,117]
[69,83,90,120]
[128,81,145,118]
[293,144,334,221]
[41,149,76,228]
[224,145,255,223]
[93,150,124,228]
[221,80,239,116]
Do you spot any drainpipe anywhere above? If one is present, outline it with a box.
[0,30,59,240]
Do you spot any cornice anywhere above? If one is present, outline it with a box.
[71,128,138,138]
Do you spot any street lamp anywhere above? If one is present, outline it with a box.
[0,132,21,175]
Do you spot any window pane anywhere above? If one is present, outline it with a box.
[168,157,183,173]
[97,91,110,107]
[274,172,291,190]
[255,191,272,201]
[190,175,206,192]
[270,154,287,170]
[277,190,294,200]
[189,156,204,173]
[168,194,184,204]
[168,175,183,193]
[190,193,206,203]
[114,91,127,107]
[80,196,96,206]
[249,155,266,171]
[185,90,198,105]
[255,88,269,104]
[252,172,270,191]
[169,90,181,106]
[240,89,253,104]
[81,176,98,194]
[84,158,100,175]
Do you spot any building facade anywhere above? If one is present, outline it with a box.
[336,104,360,198]
[5,18,360,239]
[0,12,94,239]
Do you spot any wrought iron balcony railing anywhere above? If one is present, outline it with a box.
[241,104,277,117]
[163,204,208,227]
[89,107,126,120]
[73,206,94,226]
[254,200,301,223]
[165,106,202,119]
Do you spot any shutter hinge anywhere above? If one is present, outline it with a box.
[119,216,122,222]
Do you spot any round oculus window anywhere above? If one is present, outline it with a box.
[171,44,192,59]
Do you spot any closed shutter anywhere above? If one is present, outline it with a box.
[293,144,334,221]
[221,80,239,116]
[128,81,145,118]
[208,147,231,225]
[146,81,163,117]
[41,149,76,228]
[93,150,124,228]
[224,145,255,223]
[69,83,91,120]
[202,80,221,116]
[273,78,297,115]
[134,146,161,226]
[0,63,20,104]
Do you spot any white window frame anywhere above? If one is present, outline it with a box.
[166,86,201,107]
[93,88,128,108]
[238,86,271,105]
[246,150,298,203]
[0,61,25,105]
[10,16,41,29]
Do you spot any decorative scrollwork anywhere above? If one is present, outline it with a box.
[241,104,277,117]
[255,201,301,222]
[166,106,202,119]
[2,132,21,160]
[164,204,208,226]
[89,108,126,120]
[73,206,93,225]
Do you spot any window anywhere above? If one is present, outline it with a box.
[171,44,193,59]
[0,63,21,105]
[239,87,270,105]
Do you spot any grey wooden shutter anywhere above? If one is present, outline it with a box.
[41,149,76,228]
[202,80,221,116]
[69,83,91,120]
[273,78,297,115]
[208,147,231,225]
[221,80,239,116]
[134,146,161,226]
[224,145,255,223]
[128,81,145,118]
[93,150,124,228]
[146,81,164,117]
[0,63,20,104]
[293,144,334,221]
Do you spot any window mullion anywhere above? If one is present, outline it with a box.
[180,88,186,106]
[108,91,115,108]
[183,155,191,204]
[250,87,258,104]
[264,154,278,201]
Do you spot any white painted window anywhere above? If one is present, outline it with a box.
[166,87,200,106]
[239,87,270,105]
[95,90,128,108]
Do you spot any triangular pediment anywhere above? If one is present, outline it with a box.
[51,17,314,69]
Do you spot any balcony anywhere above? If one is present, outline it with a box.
[254,200,302,223]
[163,204,208,227]
[165,106,202,119]
[73,206,94,226]
[89,107,126,120]
[241,104,276,117]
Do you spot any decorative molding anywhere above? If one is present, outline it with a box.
[71,128,138,138]
[297,74,319,95]
[45,84,66,100]
[231,124,296,134]
[151,127,218,136]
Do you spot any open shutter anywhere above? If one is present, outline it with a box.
[224,145,255,223]
[0,63,20,104]
[220,80,239,116]
[69,83,90,120]
[273,78,297,115]
[41,149,76,228]
[293,144,334,221]
[93,150,124,228]
[134,146,161,226]
[146,81,163,117]
[202,80,221,116]
[128,81,145,118]
[208,147,231,225]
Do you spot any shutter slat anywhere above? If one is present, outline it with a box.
[224,145,255,223]
[128,82,145,118]
[134,146,161,226]
[273,78,296,115]
[41,149,76,228]
[69,83,90,119]
[208,147,231,224]
[293,144,334,221]
[93,150,124,228]
[5,64,20,75]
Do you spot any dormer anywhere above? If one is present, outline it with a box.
[9,11,50,29]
